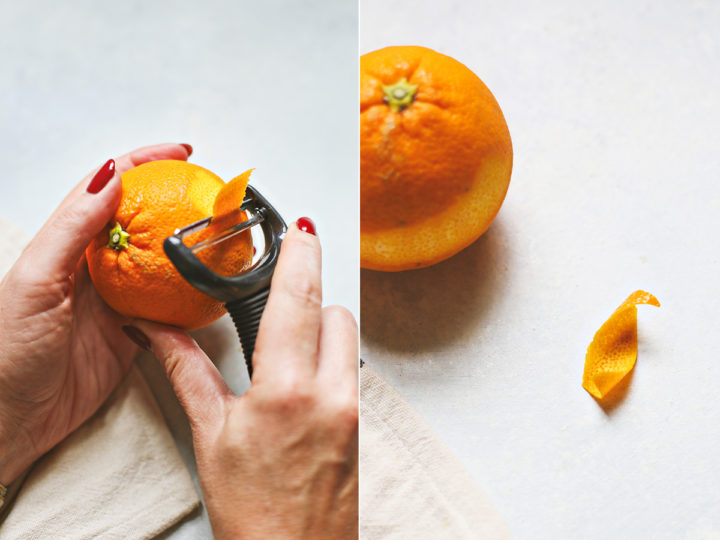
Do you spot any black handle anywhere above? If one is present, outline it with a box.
[163,185,286,382]
[226,288,270,379]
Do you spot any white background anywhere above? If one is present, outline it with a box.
[0,1,357,537]
[361,1,720,539]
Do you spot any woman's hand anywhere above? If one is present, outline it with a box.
[134,223,359,539]
[0,143,192,486]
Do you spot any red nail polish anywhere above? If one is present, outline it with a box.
[180,143,193,156]
[296,217,316,236]
[122,325,152,351]
[87,159,116,194]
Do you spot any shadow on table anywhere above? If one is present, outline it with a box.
[361,219,510,353]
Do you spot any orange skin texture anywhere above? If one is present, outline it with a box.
[86,160,253,330]
[582,290,661,400]
[361,45,513,271]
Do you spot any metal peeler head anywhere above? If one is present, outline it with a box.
[163,185,287,378]
[163,185,287,304]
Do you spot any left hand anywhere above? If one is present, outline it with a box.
[0,143,191,485]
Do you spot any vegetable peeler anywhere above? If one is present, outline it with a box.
[163,185,287,379]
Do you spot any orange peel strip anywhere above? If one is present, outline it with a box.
[582,290,660,400]
[213,168,253,218]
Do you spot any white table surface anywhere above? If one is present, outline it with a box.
[361,1,720,539]
[0,1,357,538]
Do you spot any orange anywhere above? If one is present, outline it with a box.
[86,160,253,330]
[360,45,513,271]
[582,290,660,400]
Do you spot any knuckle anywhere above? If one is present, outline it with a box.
[338,399,359,428]
[56,202,86,233]
[162,350,184,383]
[323,305,358,331]
[323,390,359,430]
[281,273,322,310]
[160,335,200,386]
[269,376,317,411]
[325,407,359,444]
[217,417,248,454]
[249,339,268,364]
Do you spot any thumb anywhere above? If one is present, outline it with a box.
[26,159,121,280]
[129,320,233,431]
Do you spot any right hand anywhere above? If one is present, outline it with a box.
[131,222,359,539]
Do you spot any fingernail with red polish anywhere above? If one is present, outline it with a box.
[87,159,116,194]
[296,217,317,236]
[180,143,193,156]
[122,325,152,351]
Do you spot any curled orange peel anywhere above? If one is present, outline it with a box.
[213,168,253,218]
[582,290,660,400]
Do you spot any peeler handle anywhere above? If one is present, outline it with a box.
[226,287,270,379]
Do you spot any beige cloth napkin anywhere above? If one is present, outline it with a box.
[360,364,511,539]
[0,214,200,539]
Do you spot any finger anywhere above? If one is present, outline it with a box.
[316,305,359,395]
[48,143,192,224]
[113,142,192,174]
[253,222,323,382]
[26,143,192,281]
[131,320,233,432]
[23,159,122,281]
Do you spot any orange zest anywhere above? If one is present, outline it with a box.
[582,290,660,400]
[213,168,253,218]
